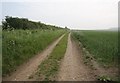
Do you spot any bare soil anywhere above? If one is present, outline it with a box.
[57,33,96,81]
[3,34,64,81]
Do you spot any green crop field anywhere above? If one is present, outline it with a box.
[2,29,65,76]
[72,30,118,67]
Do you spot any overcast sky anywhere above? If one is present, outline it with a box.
[1,0,119,30]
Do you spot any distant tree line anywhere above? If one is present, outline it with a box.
[2,16,64,30]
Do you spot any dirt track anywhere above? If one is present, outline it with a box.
[3,33,118,81]
[57,33,95,81]
[3,34,64,81]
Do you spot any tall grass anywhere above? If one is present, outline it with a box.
[2,29,65,76]
[72,30,118,66]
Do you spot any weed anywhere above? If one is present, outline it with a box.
[97,75,112,82]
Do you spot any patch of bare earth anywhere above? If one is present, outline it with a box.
[57,33,96,81]
[3,34,64,81]
[79,43,119,81]
[86,52,119,80]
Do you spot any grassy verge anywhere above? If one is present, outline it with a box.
[35,33,68,81]
[2,29,65,76]
[72,30,118,67]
